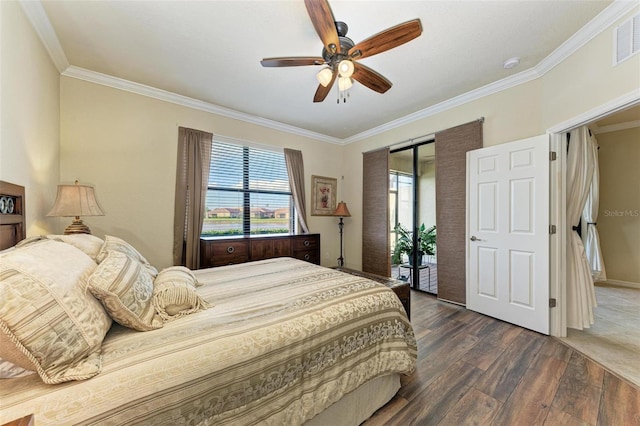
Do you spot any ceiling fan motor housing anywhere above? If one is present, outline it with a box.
[322,21,355,65]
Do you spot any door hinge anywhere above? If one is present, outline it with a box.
[549,225,556,234]
[549,151,557,161]
[549,298,557,308]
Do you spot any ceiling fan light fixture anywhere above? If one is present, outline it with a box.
[338,76,353,91]
[338,60,355,78]
[316,67,333,87]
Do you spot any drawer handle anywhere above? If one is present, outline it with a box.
[227,246,235,254]
[304,240,310,247]
[304,254,310,260]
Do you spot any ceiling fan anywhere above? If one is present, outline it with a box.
[260,0,423,103]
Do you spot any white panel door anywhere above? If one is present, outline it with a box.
[467,135,550,334]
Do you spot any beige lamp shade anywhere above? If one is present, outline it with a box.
[47,181,104,234]
[334,201,351,217]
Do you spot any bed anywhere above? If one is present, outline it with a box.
[0,182,417,425]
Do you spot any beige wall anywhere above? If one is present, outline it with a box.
[7,2,640,274]
[596,127,640,284]
[60,78,344,268]
[341,7,640,270]
[1,1,60,235]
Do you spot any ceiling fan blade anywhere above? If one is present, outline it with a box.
[349,19,422,60]
[261,57,325,67]
[313,70,338,103]
[304,0,340,54]
[352,62,392,94]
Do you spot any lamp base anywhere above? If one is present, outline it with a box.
[64,218,92,235]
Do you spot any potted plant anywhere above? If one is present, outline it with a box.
[391,223,436,266]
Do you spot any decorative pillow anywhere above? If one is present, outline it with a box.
[0,239,112,384]
[88,250,162,331]
[46,234,104,261]
[152,266,212,322]
[96,235,158,276]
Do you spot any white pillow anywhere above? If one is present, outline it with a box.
[46,234,105,261]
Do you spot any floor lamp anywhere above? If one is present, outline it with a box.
[333,201,351,267]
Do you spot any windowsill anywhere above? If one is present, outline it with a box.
[200,233,298,240]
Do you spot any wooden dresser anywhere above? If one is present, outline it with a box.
[200,234,320,268]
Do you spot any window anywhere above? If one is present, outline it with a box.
[203,141,294,237]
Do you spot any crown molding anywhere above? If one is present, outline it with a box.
[62,66,343,145]
[25,0,637,145]
[347,1,638,144]
[19,0,69,72]
[591,119,640,134]
[344,67,540,144]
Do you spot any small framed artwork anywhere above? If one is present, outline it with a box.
[311,175,337,216]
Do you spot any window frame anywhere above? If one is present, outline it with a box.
[204,139,295,238]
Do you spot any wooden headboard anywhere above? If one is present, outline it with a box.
[0,181,26,250]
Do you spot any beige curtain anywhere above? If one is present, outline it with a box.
[173,127,213,269]
[566,126,597,329]
[284,148,310,234]
[435,119,483,305]
[362,148,390,277]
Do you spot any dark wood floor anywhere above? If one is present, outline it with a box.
[363,291,640,426]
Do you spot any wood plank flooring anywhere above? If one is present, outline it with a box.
[363,291,640,426]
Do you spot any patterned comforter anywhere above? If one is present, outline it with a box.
[1,258,417,425]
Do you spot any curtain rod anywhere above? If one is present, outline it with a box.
[364,117,485,154]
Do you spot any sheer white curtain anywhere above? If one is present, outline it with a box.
[581,132,607,282]
[566,126,598,330]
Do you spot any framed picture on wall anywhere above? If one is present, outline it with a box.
[311,175,337,216]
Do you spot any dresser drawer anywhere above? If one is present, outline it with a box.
[293,235,319,251]
[292,234,320,264]
[292,249,319,264]
[201,239,249,267]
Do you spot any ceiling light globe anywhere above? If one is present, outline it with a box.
[338,77,353,91]
[338,60,355,78]
[316,67,333,87]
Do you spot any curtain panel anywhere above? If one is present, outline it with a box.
[173,127,213,269]
[566,126,597,330]
[362,148,390,277]
[581,132,607,282]
[284,148,310,234]
[435,119,483,305]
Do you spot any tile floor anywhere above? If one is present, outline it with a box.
[559,283,640,388]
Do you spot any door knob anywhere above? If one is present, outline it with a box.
[470,236,482,241]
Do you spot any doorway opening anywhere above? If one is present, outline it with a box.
[389,141,437,294]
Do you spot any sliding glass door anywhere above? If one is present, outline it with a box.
[390,142,437,294]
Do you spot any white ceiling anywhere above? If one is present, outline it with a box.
[27,0,627,142]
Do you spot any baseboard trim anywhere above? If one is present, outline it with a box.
[596,279,640,289]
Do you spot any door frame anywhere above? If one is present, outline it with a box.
[547,89,640,337]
